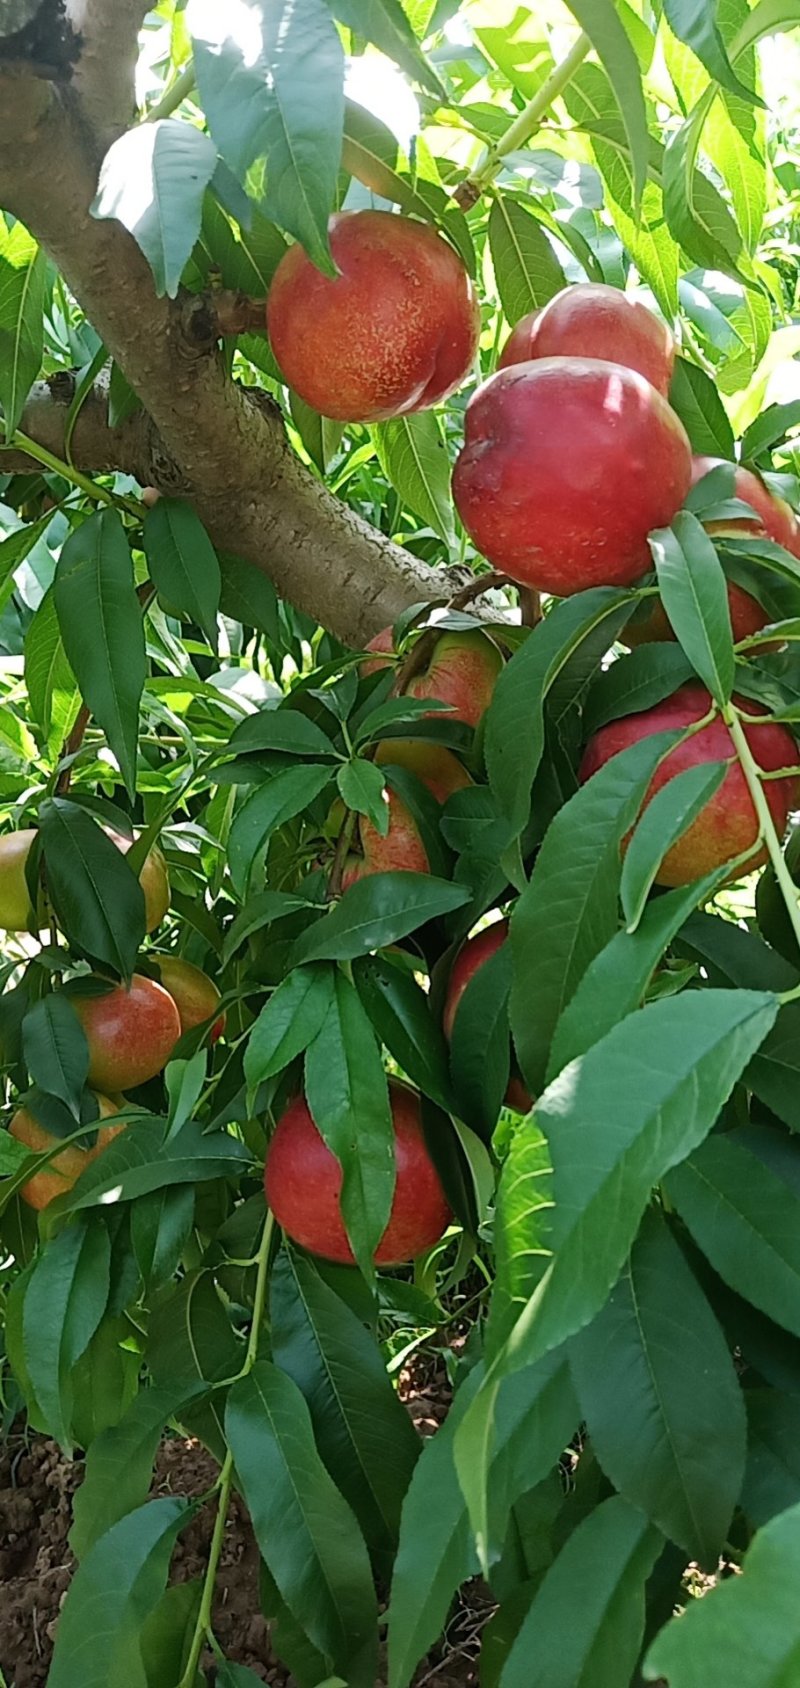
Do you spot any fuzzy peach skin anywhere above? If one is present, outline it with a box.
[344,739,472,883]
[72,975,181,1091]
[580,683,799,886]
[499,282,674,396]
[361,627,503,729]
[267,210,480,422]
[264,1080,451,1264]
[10,1093,124,1210]
[452,358,691,596]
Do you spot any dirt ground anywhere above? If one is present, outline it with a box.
[0,1352,491,1688]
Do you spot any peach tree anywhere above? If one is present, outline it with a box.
[0,3,800,1687]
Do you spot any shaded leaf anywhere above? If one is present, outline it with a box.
[226,1362,378,1687]
[290,873,469,965]
[143,499,221,649]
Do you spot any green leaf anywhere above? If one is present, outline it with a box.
[663,92,746,276]
[450,938,512,1141]
[563,66,678,319]
[219,551,282,642]
[22,992,89,1116]
[53,509,145,799]
[244,964,335,1089]
[488,195,565,325]
[228,709,336,758]
[191,0,344,272]
[663,0,761,103]
[271,1249,420,1558]
[289,391,344,474]
[38,798,146,978]
[226,1361,378,1687]
[510,732,676,1095]
[304,971,393,1276]
[143,499,221,649]
[290,872,470,965]
[742,1389,800,1528]
[221,888,322,965]
[373,412,455,545]
[337,757,390,835]
[0,218,47,438]
[23,1217,110,1450]
[747,1000,800,1133]
[131,1184,195,1289]
[499,1496,662,1688]
[572,1208,746,1563]
[92,121,217,298]
[455,989,777,1553]
[651,511,735,704]
[70,1384,187,1559]
[486,1121,553,1357]
[668,357,736,457]
[352,953,454,1112]
[563,0,649,212]
[147,1271,241,1461]
[485,588,636,841]
[665,1130,800,1341]
[24,585,80,757]
[52,1116,251,1214]
[548,871,725,1078]
[387,1356,578,1688]
[49,1497,189,1688]
[324,0,443,95]
[227,763,334,899]
[643,1498,800,1685]
[164,1048,207,1141]
[584,643,694,734]
[619,762,728,931]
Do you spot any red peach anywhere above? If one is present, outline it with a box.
[264,1080,451,1265]
[72,974,181,1091]
[362,626,503,729]
[580,682,799,886]
[452,358,692,596]
[499,283,674,396]
[267,210,480,422]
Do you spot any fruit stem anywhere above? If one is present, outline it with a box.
[328,803,359,900]
[176,1212,274,1688]
[4,428,143,518]
[723,702,800,960]
[453,32,591,207]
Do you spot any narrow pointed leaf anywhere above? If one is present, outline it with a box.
[290,873,469,965]
[143,498,221,648]
[244,964,335,1089]
[500,1496,662,1688]
[38,798,146,978]
[53,510,145,798]
[0,218,47,437]
[571,1208,746,1564]
[226,1361,378,1687]
[619,762,728,930]
[92,121,217,297]
[651,512,735,704]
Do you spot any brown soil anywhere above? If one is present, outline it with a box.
[0,1350,489,1688]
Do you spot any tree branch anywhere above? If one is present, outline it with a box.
[65,0,149,149]
[0,66,452,646]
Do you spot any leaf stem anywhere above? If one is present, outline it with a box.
[145,60,197,123]
[723,702,800,960]
[5,428,142,518]
[176,1211,274,1688]
[453,32,591,207]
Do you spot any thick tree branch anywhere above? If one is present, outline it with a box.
[0,66,453,646]
[65,0,149,149]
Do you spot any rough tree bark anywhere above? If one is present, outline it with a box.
[0,6,462,646]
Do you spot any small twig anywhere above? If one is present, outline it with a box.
[518,586,541,628]
[390,570,512,698]
[54,704,90,797]
[452,32,591,209]
[327,805,358,901]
